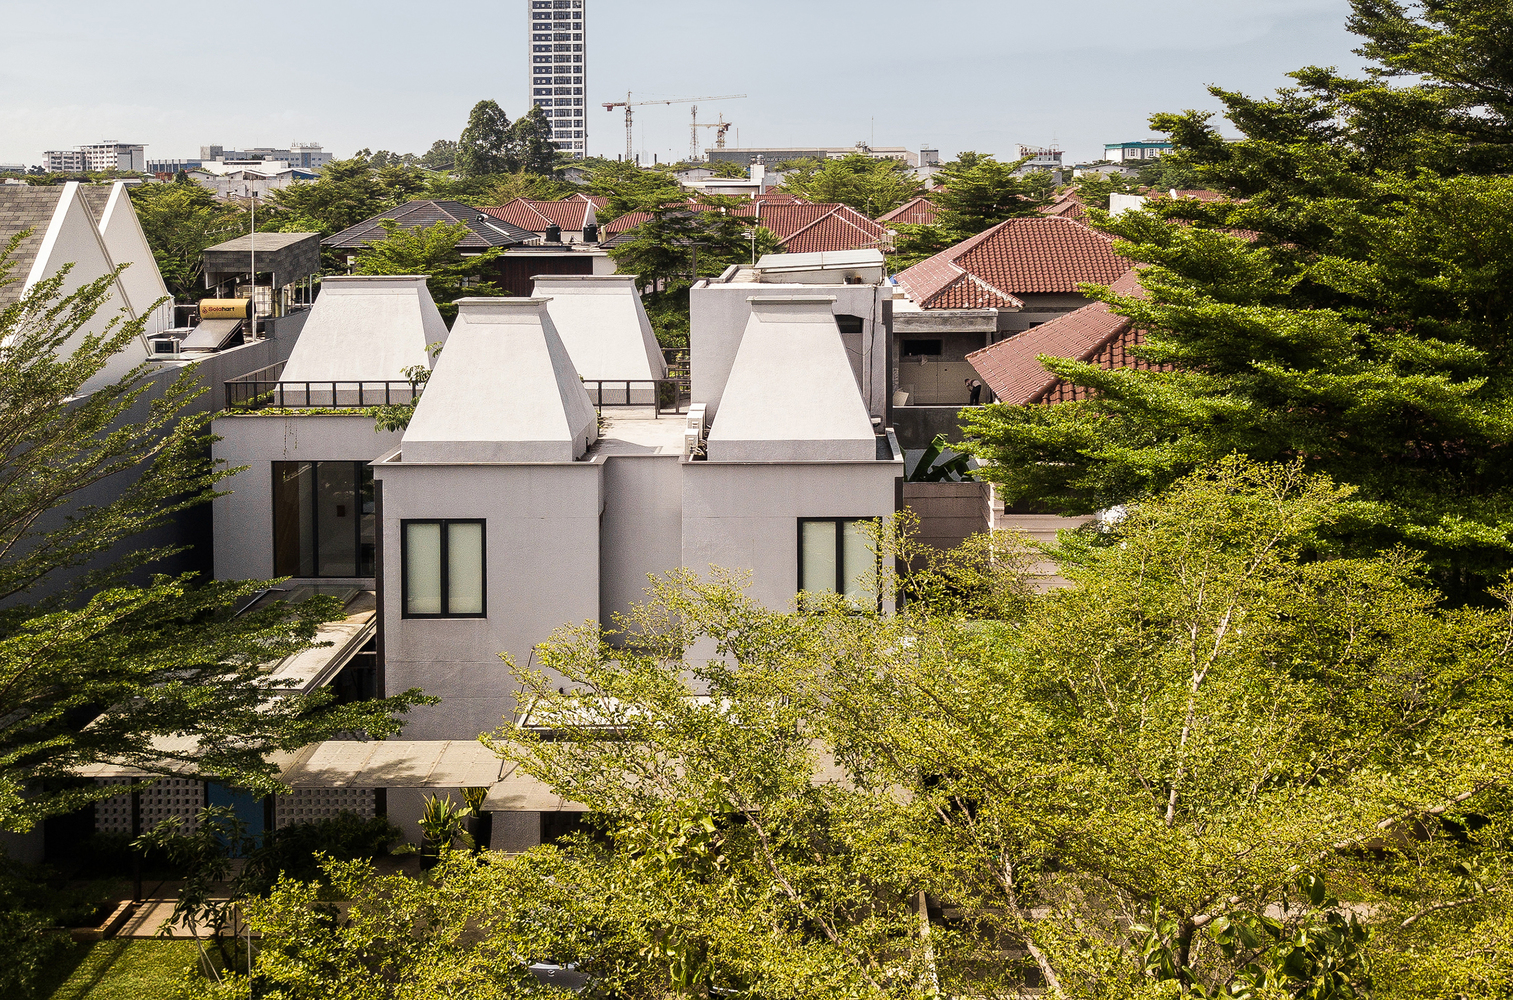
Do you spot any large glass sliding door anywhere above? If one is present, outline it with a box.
[273,461,376,578]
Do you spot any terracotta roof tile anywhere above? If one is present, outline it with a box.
[966,269,1148,405]
[897,216,1128,309]
[877,196,938,225]
[601,200,887,254]
[1040,190,1087,220]
[481,198,595,232]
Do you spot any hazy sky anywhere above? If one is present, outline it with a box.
[0,0,1367,167]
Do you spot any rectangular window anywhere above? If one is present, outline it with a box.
[402,520,486,618]
[798,518,879,604]
[272,462,375,578]
[901,339,943,357]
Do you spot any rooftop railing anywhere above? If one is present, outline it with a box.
[583,379,690,417]
[225,362,423,411]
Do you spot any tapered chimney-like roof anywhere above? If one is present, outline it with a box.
[280,276,449,383]
[400,297,598,464]
[532,275,667,382]
[705,296,877,462]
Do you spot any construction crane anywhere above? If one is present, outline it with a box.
[602,92,746,164]
[690,109,735,161]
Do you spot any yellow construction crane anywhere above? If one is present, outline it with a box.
[690,109,735,161]
[601,92,746,163]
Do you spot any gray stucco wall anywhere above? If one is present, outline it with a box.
[600,455,683,631]
[680,461,901,612]
[211,414,404,582]
[375,462,603,740]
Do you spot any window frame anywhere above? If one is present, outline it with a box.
[400,518,488,620]
[271,460,375,579]
[796,517,881,606]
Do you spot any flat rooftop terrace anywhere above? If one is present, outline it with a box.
[591,408,688,457]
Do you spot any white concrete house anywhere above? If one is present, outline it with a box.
[207,253,904,846]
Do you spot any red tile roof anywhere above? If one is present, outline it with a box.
[600,200,888,254]
[1040,190,1087,220]
[897,216,1129,309]
[877,196,938,226]
[966,270,1159,405]
[481,198,596,233]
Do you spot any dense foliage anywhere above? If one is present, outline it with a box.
[776,152,922,216]
[351,220,504,321]
[961,0,1513,595]
[185,460,1512,1000]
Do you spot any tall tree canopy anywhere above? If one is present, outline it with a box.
[962,0,1513,595]
[777,152,922,216]
[933,151,1052,233]
[128,180,249,300]
[456,100,514,179]
[0,240,428,832]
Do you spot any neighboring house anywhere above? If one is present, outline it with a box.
[204,250,903,848]
[964,268,1155,405]
[603,200,888,255]
[324,199,616,297]
[481,197,599,243]
[1040,189,1087,221]
[877,196,938,227]
[890,216,1129,418]
[1105,140,1173,162]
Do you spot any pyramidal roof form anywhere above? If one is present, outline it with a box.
[280,276,449,383]
[401,298,598,464]
[532,275,667,382]
[706,296,877,462]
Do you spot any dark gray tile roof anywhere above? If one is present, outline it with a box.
[322,200,536,251]
[0,186,66,309]
[207,231,319,253]
[78,184,114,223]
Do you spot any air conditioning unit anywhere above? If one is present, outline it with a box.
[684,403,709,459]
[149,337,182,357]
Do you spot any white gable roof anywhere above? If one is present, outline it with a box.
[532,275,667,382]
[94,183,171,336]
[705,296,877,462]
[280,276,449,383]
[400,297,598,464]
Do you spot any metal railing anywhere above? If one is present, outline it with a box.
[225,363,423,411]
[661,347,690,381]
[583,379,690,417]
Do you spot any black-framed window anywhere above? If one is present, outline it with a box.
[902,339,943,357]
[273,462,375,578]
[798,518,879,604]
[402,520,487,619]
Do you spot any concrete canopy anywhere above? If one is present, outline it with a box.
[531,275,667,382]
[705,296,878,462]
[400,297,598,464]
[279,276,449,383]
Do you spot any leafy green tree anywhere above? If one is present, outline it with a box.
[588,160,685,220]
[420,139,457,171]
[129,180,248,299]
[1070,171,1144,210]
[960,1,1513,595]
[0,240,428,833]
[777,152,922,216]
[608,197,777,297]
[884,221,958,271]
[705,159,747,178]
[352,220,504,322]
[934,151,1050,232]
[481,169,574,205]
[457,100,514,179]
[267,156,387,235]
[509,105,558,176]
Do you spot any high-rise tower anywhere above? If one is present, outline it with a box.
[528,0,587,159]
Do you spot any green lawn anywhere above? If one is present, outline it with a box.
[44,940,198,1000]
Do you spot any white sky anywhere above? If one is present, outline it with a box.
[0,0,1366,167]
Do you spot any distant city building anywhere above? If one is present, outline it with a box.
[1105,140,1172,162]
[0,164,27,175]
[43,141,145,173]
[187,162,318,201]
[707,144,927,168]
[528,0,588,158]
[147,158,204,174]
[199,143,333,171]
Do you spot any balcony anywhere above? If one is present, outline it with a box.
[224,362,422,411]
